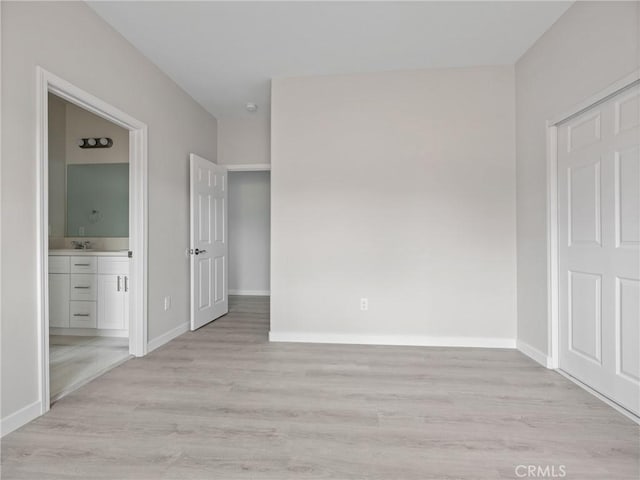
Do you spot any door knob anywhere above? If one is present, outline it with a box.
[194,248,207,255]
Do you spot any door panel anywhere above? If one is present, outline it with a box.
[615,89,640,133]
[198,257,212,310]
[568,112,601,151]
[558,84,640,415]
[618,278,640,382]
[616,147,640,246]
[568,271,602,364]
[568,160,601,245]
[214,256,225,303]
[190,154,228,330]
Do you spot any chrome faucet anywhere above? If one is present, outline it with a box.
[71,240,92,250]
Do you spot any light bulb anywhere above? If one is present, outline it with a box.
[87,138,97,146]
[99,138,109,146]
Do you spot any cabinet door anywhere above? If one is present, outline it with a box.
[49,274,69,328]
[97,274,128,330]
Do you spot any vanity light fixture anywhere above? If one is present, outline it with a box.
[78,137,113,149]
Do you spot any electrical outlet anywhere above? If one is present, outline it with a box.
[164,296,171,311]
[360,298,368,311]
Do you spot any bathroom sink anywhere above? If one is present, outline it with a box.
[49,249,129,257]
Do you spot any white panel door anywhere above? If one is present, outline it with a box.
[190,154,228,330]
[558,84,640,415]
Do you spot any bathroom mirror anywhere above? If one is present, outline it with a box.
[66,163,129,237]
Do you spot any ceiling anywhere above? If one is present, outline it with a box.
[89,1,572,120]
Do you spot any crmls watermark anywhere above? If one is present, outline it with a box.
[514,464,567,478]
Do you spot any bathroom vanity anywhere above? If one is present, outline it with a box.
[49,250,130,337]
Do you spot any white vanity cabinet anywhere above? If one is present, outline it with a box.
[49,275,70,327]
[97,258,130,331]
[49,256,70,327]
[48,253,129,336]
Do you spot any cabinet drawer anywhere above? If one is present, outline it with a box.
[49,256,70,274]
[70,256,97,274]
[70,274,97,301]
[98,257,129,275]
[70,301,97,328]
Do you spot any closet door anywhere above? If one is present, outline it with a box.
[557,85,640,415]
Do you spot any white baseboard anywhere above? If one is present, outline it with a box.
[50,327,128,338]
[517,340,552,368]
[1,400,41,438]
[147,322,189,353]
[269,332,516,349]
[229,289,270,296]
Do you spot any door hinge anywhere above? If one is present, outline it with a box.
[128,250,133,258]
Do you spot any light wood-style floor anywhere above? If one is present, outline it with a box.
[2,296,639,479]
[50,335,130,402]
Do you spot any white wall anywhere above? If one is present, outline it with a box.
[48,96,130,249]
[48,94,66,239]
[515,1,639,357]
[65,102,129,165]
[228,171,271,295]
[218,114,270,165]
[1,2,218,426]
[270,67,517,345]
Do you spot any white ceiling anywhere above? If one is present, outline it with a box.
[89,1,572,119]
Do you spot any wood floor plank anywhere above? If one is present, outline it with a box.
[2,295,638,479]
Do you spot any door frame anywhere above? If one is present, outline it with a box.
[225,163,271,172]
[36,67,149,414]
[546,69,640,372]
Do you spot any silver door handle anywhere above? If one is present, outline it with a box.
[194,248,207,255]
[124,276,128,292]
[74,286,91,289]
[117,275,121,292]
[73,314,90,317]
[74,263,91,267]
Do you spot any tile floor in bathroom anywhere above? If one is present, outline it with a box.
[49,335,131,401]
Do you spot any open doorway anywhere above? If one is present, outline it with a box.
[227,167,271,316]
[47,93,132,401]
[37,68,148,412]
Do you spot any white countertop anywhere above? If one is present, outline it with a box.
[49,249,129,257]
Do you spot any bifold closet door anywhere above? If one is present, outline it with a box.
[557,84,640,415]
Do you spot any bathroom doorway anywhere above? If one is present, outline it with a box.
[47,93,132,401]
[37,68,148,411]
